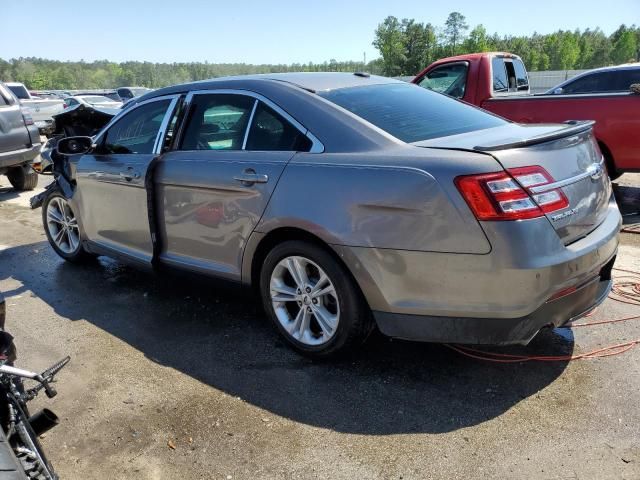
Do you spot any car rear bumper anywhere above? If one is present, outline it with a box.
[333,196,621,344]
[0,144,41,170]
[374,262,613,345]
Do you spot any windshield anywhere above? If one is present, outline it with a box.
[7,84,30,100]
[318,83,507,143]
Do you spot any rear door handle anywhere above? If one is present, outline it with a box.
[234,169,268,185]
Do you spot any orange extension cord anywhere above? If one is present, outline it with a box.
[446,267,640,363]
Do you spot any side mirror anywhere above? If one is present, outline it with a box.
[552,87,563,95]
[631,84,640,95]
[56,136,94,155]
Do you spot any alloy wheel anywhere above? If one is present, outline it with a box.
[270,255,340,346]
[46,197,80,254]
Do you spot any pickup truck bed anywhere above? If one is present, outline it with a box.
[413,52,640,176]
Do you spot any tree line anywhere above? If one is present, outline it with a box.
[374,13,640,76]
[1,12,638,90]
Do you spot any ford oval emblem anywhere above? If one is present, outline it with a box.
[587,163,603,181]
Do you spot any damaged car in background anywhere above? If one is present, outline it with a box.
[31,73,621,358]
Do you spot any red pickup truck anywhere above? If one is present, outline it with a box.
[412,52,640,177]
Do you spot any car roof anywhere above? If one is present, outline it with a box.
[142,72,401,100]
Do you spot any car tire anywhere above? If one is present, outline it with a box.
[42,192,92,263]
[260,240,372,358]
[7,166,38,191]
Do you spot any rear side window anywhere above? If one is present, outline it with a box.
[615,69,640,91]
[101,99,171,154]
[246,102,311,152]
[417,62,468,99]
[319,83,506,143]
[180,94,255,151]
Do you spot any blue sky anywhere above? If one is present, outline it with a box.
[1,0,637,64]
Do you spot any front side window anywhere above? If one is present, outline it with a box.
[492,57,509,92]
[180,94,254,151]
[418,62,468,99]
[319,83,506,143]
[245,102,311,151]
[101,99,171,154]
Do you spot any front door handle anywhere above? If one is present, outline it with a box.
[119,167,141,181]
[234,169,268,185]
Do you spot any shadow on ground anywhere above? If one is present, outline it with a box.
[1,240,574,435]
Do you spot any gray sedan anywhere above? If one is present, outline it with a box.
[42,73,620,357]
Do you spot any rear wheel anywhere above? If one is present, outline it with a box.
[7,165,38,191]
[42,192,91,263]
[260,240,372,358]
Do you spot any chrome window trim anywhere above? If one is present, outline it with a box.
[153,96,181,154]
[181,89,325,153]
[93,94,182,153]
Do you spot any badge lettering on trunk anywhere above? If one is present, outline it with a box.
[551,207,580,222]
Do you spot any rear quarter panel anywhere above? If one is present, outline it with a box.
[255,149,499,255]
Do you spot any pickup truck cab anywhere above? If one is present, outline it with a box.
[5,82,65,136]
[413,52,640,177]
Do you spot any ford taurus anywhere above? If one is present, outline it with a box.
[39,73,620,357]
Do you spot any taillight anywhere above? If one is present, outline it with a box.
[20,106,34,126]
[455,166,569,221]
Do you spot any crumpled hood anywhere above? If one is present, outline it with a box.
[52,104,120,137]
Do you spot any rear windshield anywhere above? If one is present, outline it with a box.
[7,84,29,100]
[318,83,506,143]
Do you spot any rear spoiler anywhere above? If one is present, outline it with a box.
[474,120,595,152]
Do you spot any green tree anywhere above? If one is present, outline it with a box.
[373,16,406,76]
[443,12,469,55]
[611,28,638,63]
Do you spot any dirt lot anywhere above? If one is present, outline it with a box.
[0,174,639,480]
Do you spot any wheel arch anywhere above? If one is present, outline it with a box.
[243,226,382,311]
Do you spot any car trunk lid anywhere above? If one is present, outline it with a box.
[415,121,612,244]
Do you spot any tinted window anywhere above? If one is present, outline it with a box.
[318,83,506,143]
[7,84,29,100]
[418,62,468,99]
[246,102,311,151]
[513,59,529,90]
[492,57,509,92]
[180,94,255,151]
[562,72,616,94]
[102,99,171,154]
[615,69,640,91]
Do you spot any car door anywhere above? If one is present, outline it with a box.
[154,90,314,280]
[74,95,179,265]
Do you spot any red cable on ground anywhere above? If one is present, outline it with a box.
[446,267,640,363]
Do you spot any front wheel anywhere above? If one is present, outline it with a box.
[260,240,372,358]
[42,192,91,263]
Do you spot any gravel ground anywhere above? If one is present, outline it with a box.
[0,174,639,480]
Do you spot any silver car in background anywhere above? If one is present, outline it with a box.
[40,73,620,357]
